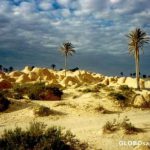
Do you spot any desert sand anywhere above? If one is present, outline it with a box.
[0,66,150,150]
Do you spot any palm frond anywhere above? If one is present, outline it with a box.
[126,28,149,55]
[60,42,76,56]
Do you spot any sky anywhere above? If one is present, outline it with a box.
[0,0,150,76]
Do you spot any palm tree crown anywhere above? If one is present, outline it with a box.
[127,28,149,55]
[60,42,75,56]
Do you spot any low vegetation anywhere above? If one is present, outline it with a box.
[109,92,127,101]
[33,105,51,117]
[103,116,143,134]
[95,105,111,114]
[0,122,88,150]
[13,82,63,100]
[0,93,10,112]
[81,86,102,93]
[108,92,127,107]
[118,85,134,96]
[54,102,77,109]
[103,86,114,92]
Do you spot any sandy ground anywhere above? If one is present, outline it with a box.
[0,87,150,150]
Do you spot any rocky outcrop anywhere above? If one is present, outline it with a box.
[133,94,149,108]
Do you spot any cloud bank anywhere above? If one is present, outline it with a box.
[0,0,150,75]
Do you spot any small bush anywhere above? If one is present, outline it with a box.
[120,116,143,134]
[82,87,100,93]
[103,86,114,92]
[119,85,130,91]
[13,83,30,95]
[103,119,119,133]
[82,88,92,93]
[33,105,51,117]
[72,95,80,99]
[103,116,143,134]
[95,105,110,114]
[119,85,134,96]
[0,89,13,98]
[0,93,10,112]
[0,122,88,150]
[92,83,106,92]
[13,93,23,99]
[95,83,106,89]
[108,92,127,104]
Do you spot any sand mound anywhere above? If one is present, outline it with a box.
[102,77,109,85]
[117,77,126,84]
[61,75,80,86]
[22,66,32,74]
[1,66,150,89]
[28,72,38,81]
[133,94,147,107]
[9,71,24,78]
[30,68,56,81]
[16,74,31,83]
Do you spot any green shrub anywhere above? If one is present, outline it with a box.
[0,122,88,150]
[13,93,23,99]
[95,83,106,89]
[103,86,114,92]
[103,119,119,133]
[82,88,92,93]
[82,87,100,93]
[13,83,63,100]
[120,116,143,134]
[0,90,13,98]
[119,85,130,91]
[95,105,110,114]
[109,92,127,101]
[119,85,134,96]
[103,116,143,134]
[13,83,30,95]
[0,93,10,112]
[72,95,80,99]
[28,83,63,100]
[33,105,51,117]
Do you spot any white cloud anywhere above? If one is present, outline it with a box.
[13,1,35,16]
[39,1,52,11]
[110,0,120,3]
[57,0,71,7]
[0,0,150,75]
[61,9,71,17]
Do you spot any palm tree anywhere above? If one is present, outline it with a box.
[51,64,56,70]
[9,66,13,72]
[0,65,2,71]
[120,72,123,76]
[60,42,75,76]
[127,28,149,89]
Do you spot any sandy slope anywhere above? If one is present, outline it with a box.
[0,87,150,150]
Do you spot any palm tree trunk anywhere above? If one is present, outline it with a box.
[65,54,67,77]
[135,48,140,90]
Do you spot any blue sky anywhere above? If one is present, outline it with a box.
[0,0,150,75]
